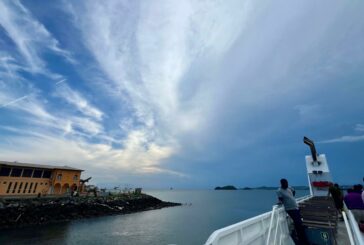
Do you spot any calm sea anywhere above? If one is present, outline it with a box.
[0,189,309,245]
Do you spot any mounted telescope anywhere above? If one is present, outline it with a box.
[303,136,318,162]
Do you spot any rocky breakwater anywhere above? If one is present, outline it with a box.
[0,194,181,229]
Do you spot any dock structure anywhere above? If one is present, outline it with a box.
[0,161,83,197]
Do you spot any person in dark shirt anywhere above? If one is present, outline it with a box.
[328,183,343,211]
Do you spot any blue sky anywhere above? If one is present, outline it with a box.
[1,0,364,189]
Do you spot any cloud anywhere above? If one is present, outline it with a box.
[319,123,364,143]
[0,83,179,178]
[0,0,73,74]
[355,124,364,132]
[0,126,183,181]
[65,0,251,165]
[56,79,67,85]
[73,0,250,124]
[319,135,364,143]
[14,96,55,122]
[55,83,104,121]
[0,95,28,108]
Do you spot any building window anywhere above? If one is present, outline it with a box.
[33,183,38,193]
[32,169,43,178]
[42,170,52,178]
[45,183,48,185]
[57,174,62,181]
[10,168,22,177]
[18,182,23,193]
[28,183,33,193]
[0,167,11,176]
[3,182,7,184]
[12,182,18,193]
[22,169,33,178]
[6,182,12,193]
[73,175,78,181]
[23,183,28,193]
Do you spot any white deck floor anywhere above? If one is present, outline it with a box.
[334,220,350,244]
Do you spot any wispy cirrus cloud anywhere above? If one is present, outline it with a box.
[319,135,364,143]
[55,83,104,121]
[65,0,251,169]
[0,92,179,177]
[0,95,28,108]
[355,124,364,132]
[0,0,73,74]
[319,123,364,143]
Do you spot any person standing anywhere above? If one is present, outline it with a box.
[328,183,343,211]
[277,178,308,244]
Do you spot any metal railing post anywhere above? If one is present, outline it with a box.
[342,211,355,245]
[266,205,277,245]
[273,210,280,244]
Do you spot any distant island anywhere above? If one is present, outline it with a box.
[214,185,309,190]
[241,186,309,190]
[215,185,237,190]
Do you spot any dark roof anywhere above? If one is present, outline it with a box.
[0,161,83,171]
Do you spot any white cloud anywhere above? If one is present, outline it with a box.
[319,135,364,143]
[0,85,178,177]
[0,95,28,108]
[14,96,55,122]
[320,123,364,143]
[71,116,103,135]
[355,124,364,132]
[0,0,73,74]
[64,0,251,170]
[74,0,250,124]
[55,83,104,121]
[0,126,183,179]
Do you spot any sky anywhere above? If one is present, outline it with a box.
[0,0,364,189]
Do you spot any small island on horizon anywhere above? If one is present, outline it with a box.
[214,185,237,190]
[214,185,309,190]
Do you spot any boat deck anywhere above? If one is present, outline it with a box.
[335,219,351,244]
[299,196,350,244]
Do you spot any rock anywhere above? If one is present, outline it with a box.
[0,194,181,229]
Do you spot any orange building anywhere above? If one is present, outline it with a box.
[0,161,83,196]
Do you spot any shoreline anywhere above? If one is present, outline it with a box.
[0,194,181,229]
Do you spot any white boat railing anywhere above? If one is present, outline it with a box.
[205,195,312,245]
[342,211,355,245]
[344,208,364,245]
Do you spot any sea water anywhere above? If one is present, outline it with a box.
[0,189,309,245]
